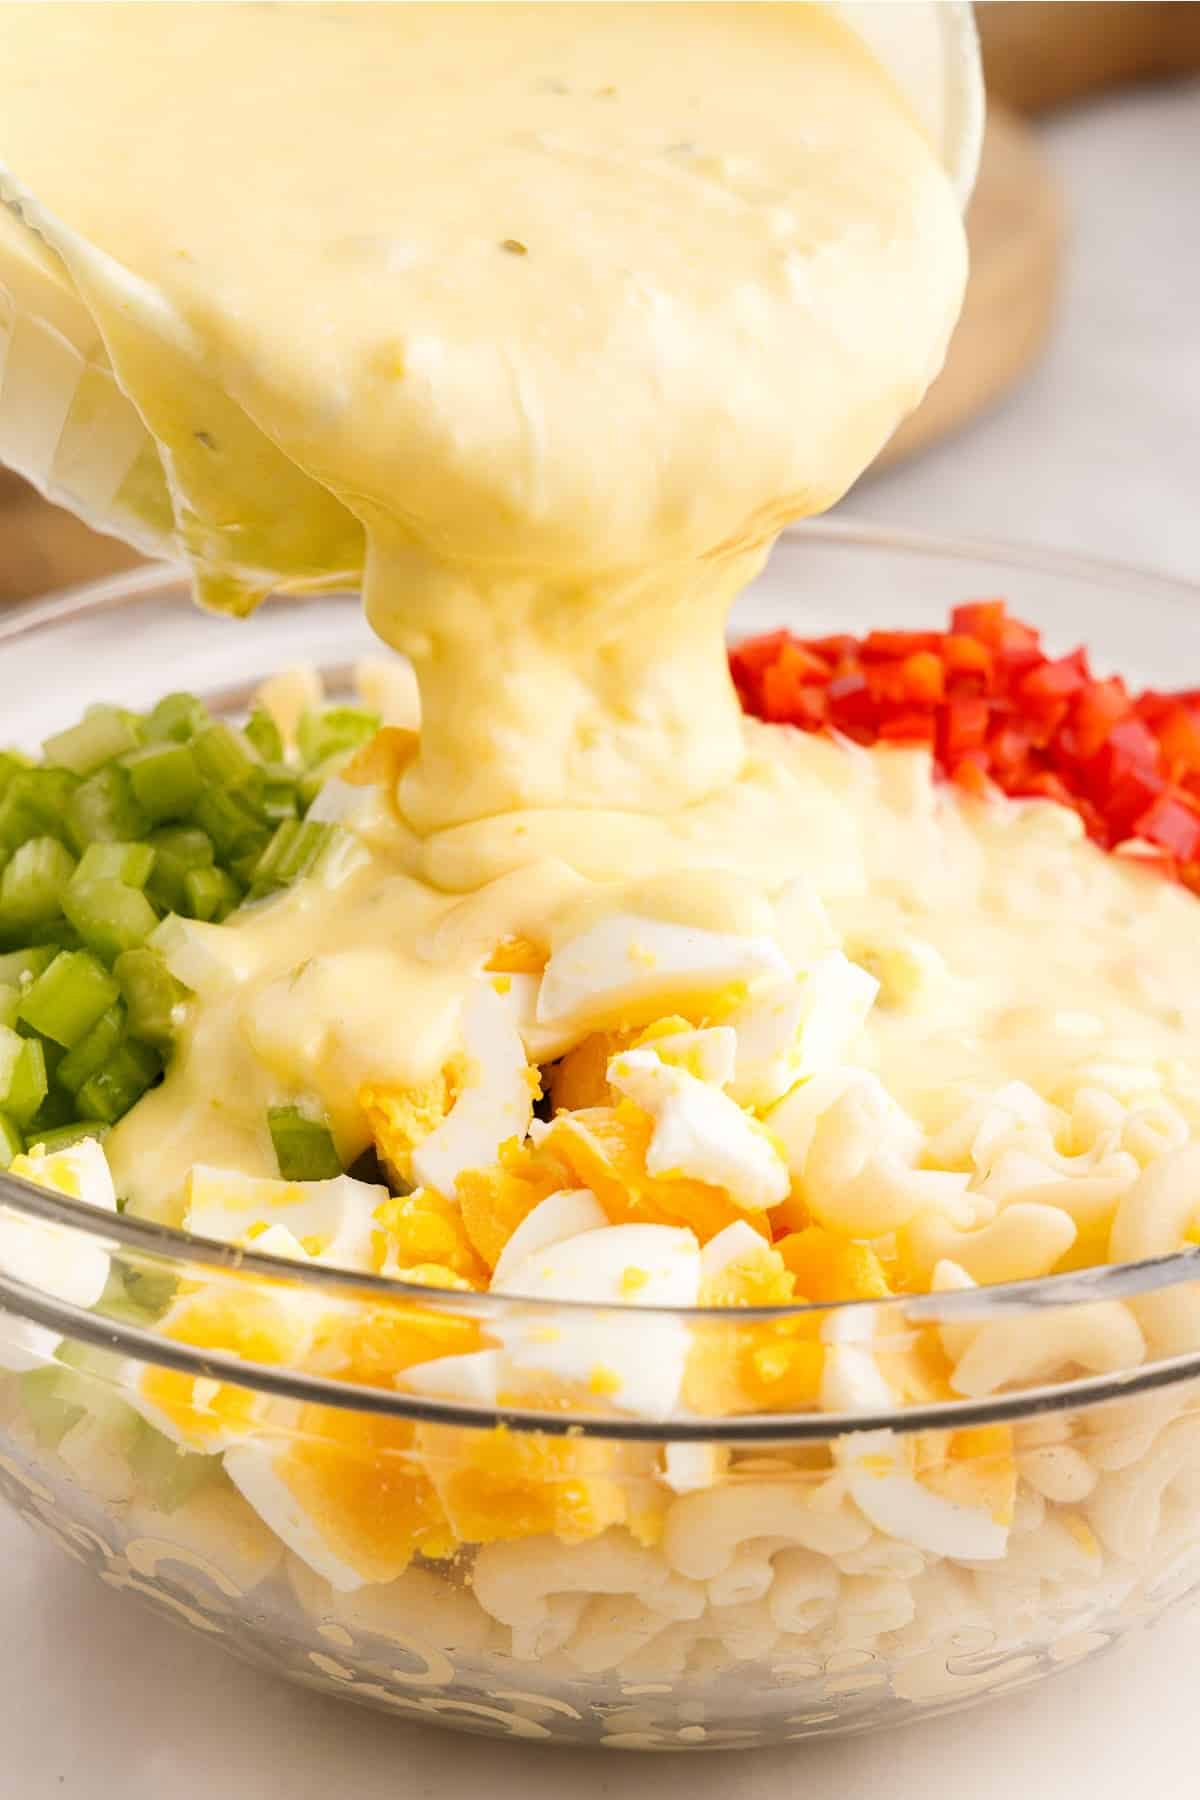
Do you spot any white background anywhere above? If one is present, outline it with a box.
[1,79,1199,1799]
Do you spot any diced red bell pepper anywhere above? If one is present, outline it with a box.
[861,629,942,659]
[951,600,1009,645]
[728,604,1200,908]
[1019,652,1089,707]
[899,651,945,704]
[940,696,989,761]
[877,711,936,745]
[826,671,877,735]
[1156,704,1200,778]
[1130,788,1200,861]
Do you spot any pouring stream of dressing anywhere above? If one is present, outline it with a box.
[0,3,977,1210]
[0,2,964,837]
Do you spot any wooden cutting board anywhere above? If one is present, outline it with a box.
[874,102,1062,472]
[0,103,1061,599]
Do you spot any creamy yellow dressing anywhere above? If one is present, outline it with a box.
[3,4,1190,1229]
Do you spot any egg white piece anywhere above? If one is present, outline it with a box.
[225,1440,367,1593]
[484,970,542,1044]
[639,1024,737,1087]
[493,1222,701,1420]
[841,1428,1009,1562]
[725,952,877,1109]
[607,1046,789,1212]
[662,1440,728,1495]
[0,1138,116,1373]
[537,915,790,1035]
[402,1348,504,1406]
[185,1167,387,1271]
[791,952,879,1076]
[820,1301,893,1415]
[492,1188,607,1285]
[725,981,808,1108]
[411,978,535,1198]
[700,1219,769,1284]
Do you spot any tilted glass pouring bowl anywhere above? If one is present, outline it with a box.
[2,526,1200,1748]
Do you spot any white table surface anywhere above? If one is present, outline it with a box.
[3,78,1200,1800]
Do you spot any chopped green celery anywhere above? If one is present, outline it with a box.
[43,704,141,776]
[63,879,159,963]
[268,1104,342,1180]
[249,819,334,897]
[0,984,18,1029]
[114,948,187,1046]
[278,820,335,883]
[123,740,202,822]
[77,1039,162,1123]
[0,837,77,930]
[28,1083,75,1135]
[190,787,269,860]
[0,1030,48,1126]
[190,721,262,791]
[143,691,211,745]
[119,1263,178,1317]
[183,864,242,923]
[127,1419,218,1513]
[297,750,354,809]
[52,1345,140,1444]
[149,914,243,996]
[34,1120,108,1154]
[259,780,299,825]
[19,1367,85,1450]
[17,949,120,1047]
[57,1003,126,1095]
[244,708,284,763]
[0,769,79,851]
[73,840,156,890]
[0,1109,23,1167]
[145,825,213,912]
[297,705,379,770]
[25,919,82,952]
[94,1271,158,1329]
[0,946,55,990]
[0,749,35,791]
[249,819,300,895]
[66,765,148,851]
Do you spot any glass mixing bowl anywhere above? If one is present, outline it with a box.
[2,522,1200,1751]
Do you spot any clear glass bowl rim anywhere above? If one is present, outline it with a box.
[3,521,1200,1443]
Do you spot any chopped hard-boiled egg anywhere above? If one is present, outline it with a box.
[536,915,790,1037]
[0,1138,116,1373]
[840,1425,1013,1561]
[545,1103,766,1244]
[255,665,323,750]
[606,1046,789,1213]
[492,1221,701,1420]
[402,1348,505,1407]
[491,1187,608,1284]
[373,1186,486,1284]
[720,952,876,1110]
[185,1166,388,1272]
[682,1222,822,1416]
[363,978,534,1200]
[126,1280,323,1452]
[226,1405,451,1592]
